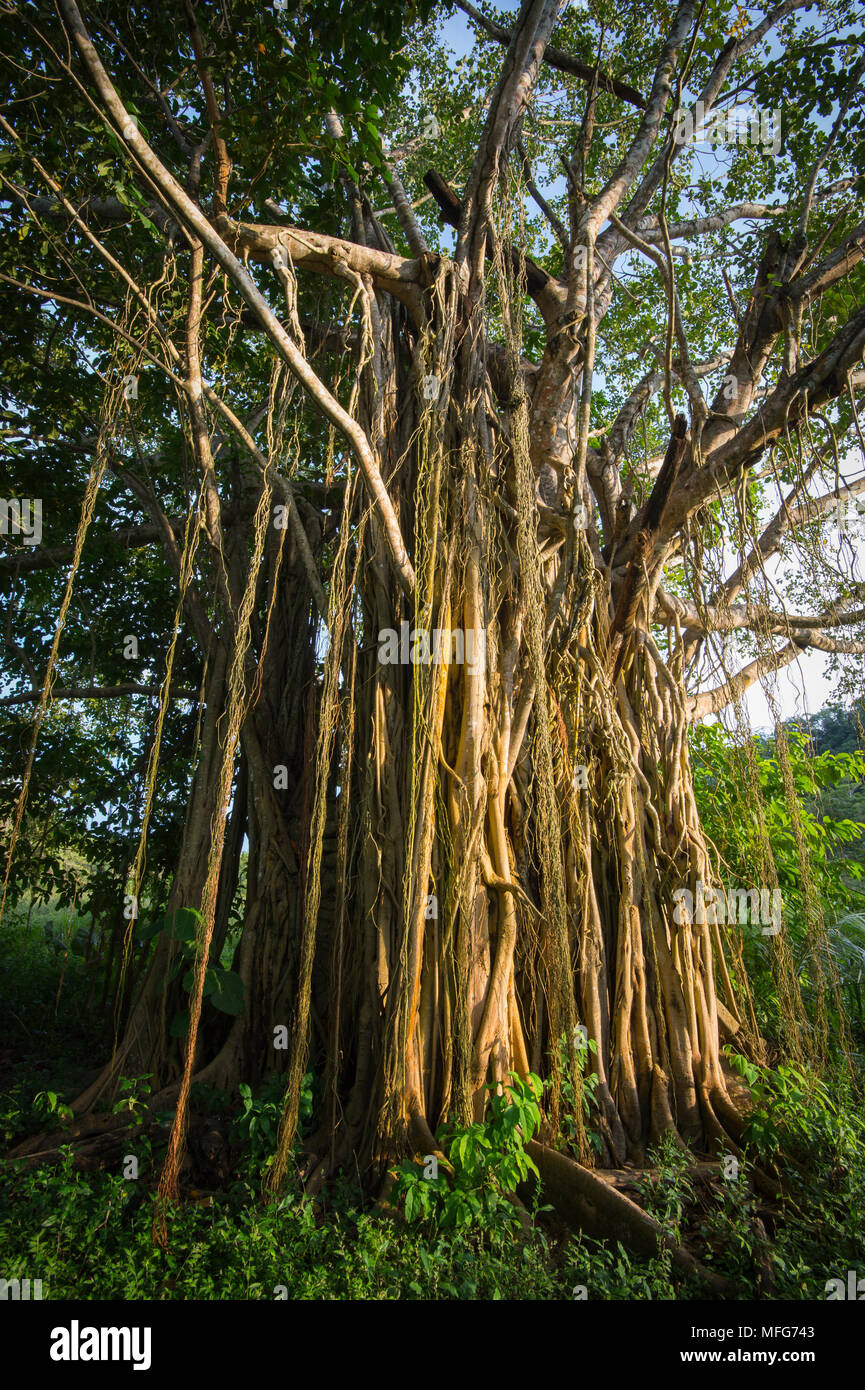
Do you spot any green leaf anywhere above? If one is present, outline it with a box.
[138,906,201,948]
[165,907,203,947]
[405,1184,419,1222]
[208,967,245,1016]
[181,966,217,998]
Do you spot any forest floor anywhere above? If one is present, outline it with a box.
[2,906,864,1301]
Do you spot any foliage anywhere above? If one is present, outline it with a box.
[558,1029,602,1158]
[727,1050,863,1168]
[0,1146,676,1300]
[691,720,865,1038]
[232,1074,314,1170]
[138,907,245,1035]
[2,919,864,1302]
[393,1072,542,1232]
[32,1090,75,1126]
[636,1132,697,1246]
[111,1074,153,1122]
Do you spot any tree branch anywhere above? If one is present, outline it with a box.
[460,0,566,257]
[586,1,697,237]
[56,0,415,596]
[687,633,865,722]
[455,0,647,108]
[0,521,185,576]
[664,305,865,535]
[658,588,865,637]
[0,683,198,708]
[216,216,425,314]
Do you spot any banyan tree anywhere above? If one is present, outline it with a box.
[2,0,864,1221]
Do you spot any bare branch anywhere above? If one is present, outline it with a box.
[517,139,568,250]
[687,641,803,720]
[710,467,865,614]
[381,161,430,259]
[218,216,425,314]
[787,220,865,305]
[605,354,732,464]
[460,0,566,256]
[670,306,865,531]
[688,632,865,721]
[626,182,855,247]
[658,588,865,637]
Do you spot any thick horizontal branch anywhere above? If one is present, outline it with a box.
[687,641,804,720]
[706,469,865,615]
[687,633,865,721]
[664,305,865,534]
[786,219,865,305]
[3,189,174,233]
[0,683,198,708]
[216,215,426,315]
[657,589,865,638]
[631,180,856,248]
[0,521,184,575]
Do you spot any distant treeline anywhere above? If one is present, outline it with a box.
[784,703,865,756]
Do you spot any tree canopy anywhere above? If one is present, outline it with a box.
[2,0,865,1240]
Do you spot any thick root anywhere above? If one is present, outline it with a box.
[527,1140,741,1296]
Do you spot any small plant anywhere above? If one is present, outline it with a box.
[636,1131,696,1246]
[725,1050,843,1161]
[231,1074,314,1170]
[696,1156,763,1288]
[557,1028,602,1156]
[32,1090,74,1126]
[110,1074,153,1123]
[393,1072,543,1232]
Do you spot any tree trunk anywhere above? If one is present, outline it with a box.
[60,252,747,1187]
